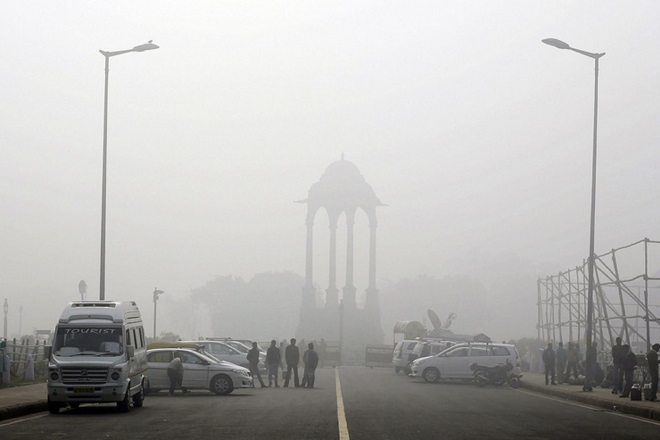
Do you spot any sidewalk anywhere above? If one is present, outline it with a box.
[1,375,660,422]
[0,383,47,421]
[521,373,660,421]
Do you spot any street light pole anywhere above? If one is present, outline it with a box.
[3,299,8,340]
[153,288,164,339]
[99,42,159,300]
[542,38,605,392]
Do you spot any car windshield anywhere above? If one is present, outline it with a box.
[53,326,123,356]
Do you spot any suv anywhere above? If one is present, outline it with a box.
[410,340,455,361]
[409,342,521,383]
[392,340,419,374]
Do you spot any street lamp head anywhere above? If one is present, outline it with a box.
[132,42,159,52]
[542,38,570,50]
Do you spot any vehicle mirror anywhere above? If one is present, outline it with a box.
[127,345,135,359]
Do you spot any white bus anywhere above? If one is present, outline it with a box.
[46,301,147,413]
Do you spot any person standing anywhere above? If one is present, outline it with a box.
[167,353,187,396]
[279,339,287,375]
[587,341,598,383]
[555,342,567,384]
[611,337,624,395]
[565,342,579,383]
[266,339,281,388]
[301,342,319,388]
[542,343,556,385]
[284,338,300,388]
[646,343,660,402]
[247,342,266,388]
[318,338,327,368]
[619,344,637,398]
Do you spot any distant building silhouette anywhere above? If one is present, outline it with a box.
[296,156,385,364]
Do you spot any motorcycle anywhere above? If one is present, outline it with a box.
[470,359,521,388]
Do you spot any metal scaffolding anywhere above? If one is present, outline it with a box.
[537,238,660,353]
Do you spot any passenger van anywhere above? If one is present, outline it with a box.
[46,301,147,413]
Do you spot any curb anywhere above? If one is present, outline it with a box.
[0,401,48,422]
[521,381,660,421]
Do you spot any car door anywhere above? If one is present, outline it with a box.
[439,346,471,378]
[470,345,493,371]
[147,350,173,390]
[178,351,210,389]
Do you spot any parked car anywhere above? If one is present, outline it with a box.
[145,348,253,395]
[409,342,521,383]
[182,340,265,371]
[392,339,419,374]
[410,340,455,361]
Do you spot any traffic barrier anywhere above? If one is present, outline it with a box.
[365,344,394,368]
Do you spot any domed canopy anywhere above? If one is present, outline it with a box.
[298,157,384,215]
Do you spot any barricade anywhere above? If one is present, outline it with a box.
[365,344,394,368]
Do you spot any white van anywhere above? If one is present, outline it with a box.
[46,301,148,414]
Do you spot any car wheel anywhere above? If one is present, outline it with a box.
[404,363,413,375]
[422,368,440,383]
[211,374,234,395]
[132,381,145,408]
[48,398,61,414]
[116,389,131,413]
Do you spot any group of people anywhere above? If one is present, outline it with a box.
[250,338,321,389]
[541,338,660,401]
[166,337,326,395]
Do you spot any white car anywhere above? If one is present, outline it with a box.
[187,340,266,372]
[410,342,521,383]
[145,348,253,395]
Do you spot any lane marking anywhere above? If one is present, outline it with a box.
[0,413,47,427]
[517,389,660,426]
[335,368,350,440]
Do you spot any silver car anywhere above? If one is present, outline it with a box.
[145,348,253,395]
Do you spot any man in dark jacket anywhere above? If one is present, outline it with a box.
[301,342,319,388]
[647,343,660,402]
[542,343,556,385]
[284,338,300,388]
[266,339,281,388]
[619,345,637,398]
[247,342,266,388]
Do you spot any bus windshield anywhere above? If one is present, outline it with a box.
[53,327,123,356]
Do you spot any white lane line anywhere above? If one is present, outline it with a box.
[0,413,47,427]
[335,368,350,440]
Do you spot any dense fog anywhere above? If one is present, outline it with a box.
[2,3,660,344]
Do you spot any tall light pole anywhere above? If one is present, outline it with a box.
[3,299,8,340]
[153,288,164,339]
[543,38,605,392]
[99,41,159,300]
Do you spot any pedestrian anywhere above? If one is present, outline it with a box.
[279,339,287,374]
[542,343,556,385]
[301,342,319,388]
[555,341,567,384]
[646,343,660,402]
[266,339,281,388]
[318,338,327,368]
[284,338,300,387]
[611,337,624,395]
[167,352,187,396]
[565,342,579,382]
[619,344,637,398]
[247,341,266,388]
[587,341,598,382]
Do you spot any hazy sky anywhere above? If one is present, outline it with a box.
[2,2,660,339]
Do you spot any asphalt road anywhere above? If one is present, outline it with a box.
[2,366,660,439]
